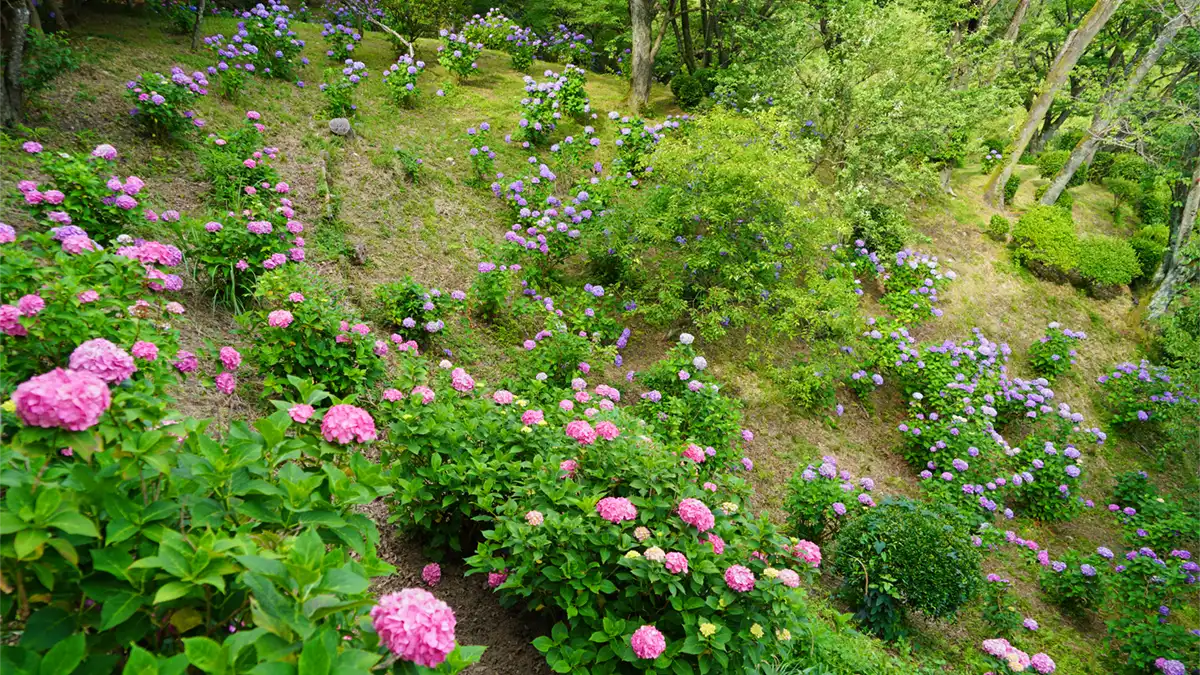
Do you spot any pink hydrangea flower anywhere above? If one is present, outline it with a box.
[422,563,441,587]
[131,341,159,361]
[370,589,456,668]
[595,420,619,440]
[13,368,111,431]
[704,533,725,555]
[450,367,475,392]
[493,389,515,405]
[678,498,715,532]
[525,510,544,526]
[565,420,597,445]
[596,496,637,523]
[61,235,96,255]
[219,346,242,371]
[69,338,136,383]
[289,404,315,423]
[559,399,574,411]
[1030,653,1056,674]
[383,388,403,402]
[521,409,544,426]
[165,302,186,315]
[215,372,237,394]
[289,292,305,303]
[487,570,508,588]
[777,569,801,588]
[664,552,688,574]
[682,443,705,463]
[78,290,100,303]
[408,386,434,404]
[559,459,578,478]
[174,350,199,373]
[724,564,756,592]
[630,625,665,660]
[92,144,118,160]
[792,540,822,568]
[702,482,717,492]
[17,294,44,317]
[267,310,294,327]
[321,404,377,444]
[374,340,389,357]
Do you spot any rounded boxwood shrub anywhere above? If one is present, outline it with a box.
[1108,153,1147,181]
[833,498,981,639]
[1053,129,1085,150]
[986,214,1010,241]
[1130,226,1168,280]
[1077,234,1139,292]
[1004,174,1020,203]
[692,67,718,95]
[1089,151,1116,182]
[669,73,704,109]
[1139,174,1172,226]
[1012,205,1079,279]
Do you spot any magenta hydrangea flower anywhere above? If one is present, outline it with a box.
[521,409,544,426]
[630,625,665,660]
[289,403,314,423]
[215,372,237,394]
[664,552,688,574]
[704,533,726,555]
[421,563,441,586]
[69,338,136,384]
[487,569,508,588]
[13,368,111,431]
[0,223,16,244]
[219,346,242,371]
[792,540,822,568]
[174,350,199,373]
[559,459,578,478]
[565,419,597,445]
[682,443,705,463]
[78,290,100,303]
[267,310,294,327]
[450,367,475,392]
[370,589,456,668]
[724,564,756,592]
[1030,653,1055,674]
[92,144,118,160]
[595,420,619,440]
[525,510,544,526]
[131,341,159,361]
[321,404,377,444]
[383,388,403,402]
[678,498,715,532]
[776,569,801,588]
[411,385,435,404]
[493,389,515,405]
[17,294,44,317]
[596,496,637,523]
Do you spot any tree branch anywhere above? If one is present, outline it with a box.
[367,16,414,57]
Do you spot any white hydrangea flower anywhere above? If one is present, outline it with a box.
[679,333,694,345]
[693,356,708,370]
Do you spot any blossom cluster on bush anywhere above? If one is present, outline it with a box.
[198,110,282,206]
[124,68,209,139]
[783,454,881,543]
[438,30,482,80]
[1098,359,1197,426]
[203,0,306,83]
[382,54,425,107]
[1028,322,1086,379]
[462,8,541,70]
[321,21,361,61]
[540,24,593,65]
[372,275,466,347]
[321,59,369,117]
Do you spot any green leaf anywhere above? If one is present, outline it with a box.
[0,510,29,534]
[183,637,226,674]
[15,529,50,559]
[319,568,368,595]
[19,607,74,650]
[121,646,158,675]
[48,512,100,538]
[157,654,190,675]
[100,591,145,630]
[531,636,555,653]
[39,632,86,675]
[154,581,193,604]
[298,628,335,675]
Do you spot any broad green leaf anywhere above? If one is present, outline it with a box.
[183,637,226,674]
[154,581,193,604]
[39,632,86,675]
[15,529,50,559]
[100,591,145,630]
[297,628,335,675]
[48,512,100,538]
[121,646,158,675]
[319,568,368,595]
[0,510,29,534]
[18,607,74,650]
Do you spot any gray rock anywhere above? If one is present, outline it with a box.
[329,118,352,136]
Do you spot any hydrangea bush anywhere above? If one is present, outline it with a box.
[321,22,362,62]
[198,110,282,207]
[373,276,466,347]
[321,60,369,117]
[382,54,425,108]
[1028,322,1085,379]
[437,31,482,80]
[123,69,209,140]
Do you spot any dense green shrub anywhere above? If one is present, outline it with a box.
[1089,151,1116,181]
[1036,150,1087,187]
[833,498,980,639]
[1076,235,1139,290]
[1012,205,1078,275]
[776,358,838,412]
[1104,177,1141,214]
[1033,183,1074,212]
[692,67,718,95]
[21,27,78,93]
[1038,550,1108,613]
[1028,322,1085,379]
[1108,153,1147,181]
[1052,129,1084,150]
[669,73,704,109]
[986,214,1010,241]
[851,203,910,256]
[1002,173,1020,203]
[1130,225,1168,280]
[1138,174,1172,226]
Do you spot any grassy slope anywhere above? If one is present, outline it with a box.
[3,10,1189,674]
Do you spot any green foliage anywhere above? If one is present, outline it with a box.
[776,358,837,412]
[1076,235,1139,289]
[1052,129,1084,151]
[322,64,367,118]
[1012,205,1078,276]
[1036,150,1087,187]
[670,73,704,109]
[1130,225,1168,280]
[1028,323,1084,380]
[1033,182,1074,212]
[1156,285,1200,369]
[438,33,481,80]
[851,203,909,256]
[238,267,387,397]
[382,55,425,108]
[197,114,281,209]
[986,214,1010,241]
[17,145,148,243]
[1038,550,1107,614]
[1089,151,1116,182]
[1105,549,1198,671]
[1104,177,1141,214]
[833,498,980,639]
[692,67,718,95]
[21,27,78,94]
[633,341,744,460]
[124,70,208,140]
[783,458,874,544]
[1107,153,1147,181]
[157,0,197,34]
[1004,174,1021,203]
[1109,471,1199,553]
[1138,174,1173,227]
[980,578,1022,637]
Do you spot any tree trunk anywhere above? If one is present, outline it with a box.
[1030,105,1070,154]
[1148,158,1199,320]
[983,0,1124,207]
[191,0,206,50]
[26,0,42,33]
[700,0,711,66]
[45,0,67,30]
[714,7,727,65]
[679,0,696,73]
[1,4,30,127]
[1042,4,1194,206]
[1004,0,1030,40]
[629,0,654,110]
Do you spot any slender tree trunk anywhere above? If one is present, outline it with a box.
[629,0,655,110]
[679,0,696,72]
[1030,106,1070,153]
[1004,0,1031,40]
[700,0,711,66]
[1042,4,1194,206]
[191,0,206,50]
[26,0,42,33]
[45,0,67,30]
[983,0,1124,207]
[715,8,727,65]
[1148,157,1199,319]
[1,5,31,127]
